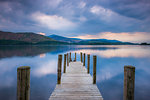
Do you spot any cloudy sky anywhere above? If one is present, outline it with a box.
[0,0,150,43]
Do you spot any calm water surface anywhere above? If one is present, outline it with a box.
[0,45,150,100]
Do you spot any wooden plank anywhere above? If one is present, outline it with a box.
[49,62,103,100]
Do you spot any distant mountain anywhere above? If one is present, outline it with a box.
[48,34,82,43]
[0,31,67,45]
[78,39,134,45]
[0,31,135,45]
[80,39,122,43]
[48,34,134,45]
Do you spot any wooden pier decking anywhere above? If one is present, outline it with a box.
[49,61,103,100]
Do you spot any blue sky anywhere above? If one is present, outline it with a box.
[0,0,150,43]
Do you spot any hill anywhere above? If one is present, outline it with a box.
[0,31,67,45]
[48,34,82,43]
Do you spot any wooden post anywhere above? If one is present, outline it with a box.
[80,52,82,62]
[57,55,62,84]
[93,55,97,84]
[87,54,90,74]
[75,52,76,61]
[83,53,85,66]
[70,52,71,62]
[124,66,135,100]
[67,53,69,66]
[63,54,67,73]
[17,66,30,100]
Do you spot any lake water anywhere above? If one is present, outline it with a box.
[0,45,150,100]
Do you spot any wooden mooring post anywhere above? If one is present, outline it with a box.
[75,52,76,61]
[67,53,69,66]
[57,55,62,84]
[80,52,82,62]
[124,66,135,100]
[93,55,97,84]
[69,52,71,62]
[63,54,66,73]
[17,66,30,100]
[87,54,90,74]
[83,53,86,66]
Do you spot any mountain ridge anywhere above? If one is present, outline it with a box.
[0,31,135,45]
[48,34,135,45]
[0,31,68,45]
[0,31,55,43]
[48,34,82,43]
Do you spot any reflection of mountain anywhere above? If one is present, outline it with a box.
[0,46,56,58]
[0,45,118,58]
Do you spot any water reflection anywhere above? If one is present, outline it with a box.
[39,53,46,58]
[74,45,150,58]
[0,45,150,100]
[0,45,119,59]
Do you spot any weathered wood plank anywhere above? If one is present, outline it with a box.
[49,62,103,100]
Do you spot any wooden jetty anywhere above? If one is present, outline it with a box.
[17,52,136,100]
[49,53,103,100]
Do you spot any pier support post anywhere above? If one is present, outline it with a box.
[67,53,69,66]
[70,52,71,62]
[17,66,30,100]
[57,55,62,84]
[93,55,97,84]
[75,52,76,62]
[63,54,67,73]
[83,53,86,66]
[87,54,90,73]
[124,66,135,100]
[80,52,82,62]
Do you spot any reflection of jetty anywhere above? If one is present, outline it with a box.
[17,52,135,100]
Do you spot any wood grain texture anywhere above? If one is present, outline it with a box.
[17,66,30,100]
[63,54,66,73]
[124,66,135,100]
[49,62,103,100]
[57,55,62,84]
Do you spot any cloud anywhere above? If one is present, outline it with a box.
[90,5,114,16]
[88,0,150,20]
[32,12,77,30]
[47,0,63,7]
[38,32,46,36]
[89,5,140,27]
[78,1,86,8]
[72,32,150,43]
[41,0,63,10]
[0,0,150,35]
[78,16,87,22]
[89,5,123,22]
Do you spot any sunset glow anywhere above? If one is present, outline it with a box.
[72,32,150,43]
[38,32,46,36]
